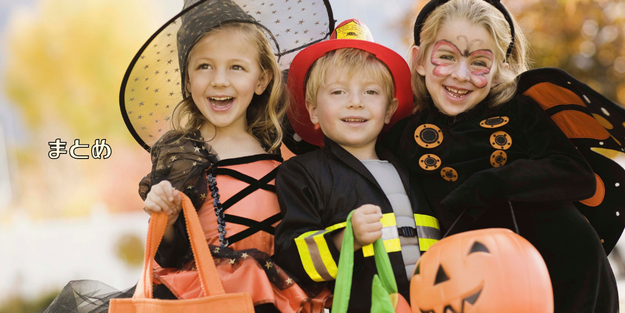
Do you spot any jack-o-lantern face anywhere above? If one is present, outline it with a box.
[410,228,553,313]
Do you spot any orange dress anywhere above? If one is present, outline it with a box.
[152,155,321,312]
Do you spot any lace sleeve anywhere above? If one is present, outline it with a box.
[139,130,218,209]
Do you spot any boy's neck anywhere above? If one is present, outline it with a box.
[337,142,379,160]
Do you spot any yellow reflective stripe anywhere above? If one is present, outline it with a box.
[419,238,439,251]
[414,214,440,229]
[363,213,401,257]
[384,238,401,253]
[313,233,338,279]
[362,243,374,257]
[326,222,346,232]
[362,238,402,257]
[295,231,324,282]
[380,213,397,227]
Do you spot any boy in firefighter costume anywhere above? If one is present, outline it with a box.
[273,19,441,312]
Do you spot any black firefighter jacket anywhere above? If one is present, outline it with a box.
[274,138,440,312]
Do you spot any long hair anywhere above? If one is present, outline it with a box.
[410,0,529,111]
[171,22,287,153]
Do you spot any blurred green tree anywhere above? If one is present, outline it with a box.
[2,0,156,218]
[4,0,156,141]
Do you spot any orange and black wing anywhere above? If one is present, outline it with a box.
[517,67,625,254]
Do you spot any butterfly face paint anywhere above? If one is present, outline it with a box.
[430,36,493,88]
[417,20,498,116]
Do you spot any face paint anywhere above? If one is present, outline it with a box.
[430,39,493,89]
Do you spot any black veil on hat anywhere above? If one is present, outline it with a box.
[120,0,335,151]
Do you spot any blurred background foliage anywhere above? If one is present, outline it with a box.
[2,0,154,220]
[115,232,145,268]
[402,0,625,107]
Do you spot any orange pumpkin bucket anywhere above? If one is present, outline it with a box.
[410,228,553,313]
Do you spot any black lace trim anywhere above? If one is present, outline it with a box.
[215,153,283,166]
[208,172,228,248]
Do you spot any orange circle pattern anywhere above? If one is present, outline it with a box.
[490,150,508,167]
[414,124,443,148]
[419,154,441,171]
[440,167,458,182]
[480,116,509,128]
[490,131,512,150]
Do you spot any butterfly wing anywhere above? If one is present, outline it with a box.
[517,67,625,254]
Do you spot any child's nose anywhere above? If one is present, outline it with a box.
[451,61,471,82]
[211,69,230,87]
[347,93,363,108]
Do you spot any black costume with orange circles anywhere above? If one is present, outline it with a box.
[384,68,623,313]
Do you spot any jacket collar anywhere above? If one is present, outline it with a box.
[322,137,412,198]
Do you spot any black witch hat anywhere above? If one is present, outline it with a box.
[120,0,335,150]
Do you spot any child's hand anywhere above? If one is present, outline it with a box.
[144,180,182,230]
[351,204,383,249]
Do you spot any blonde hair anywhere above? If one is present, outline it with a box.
[172,22,287,153]
[305,48,395,108]
[410,0,528,111]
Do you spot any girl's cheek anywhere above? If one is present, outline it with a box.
[470,69,490,89]
[432,60,455,77]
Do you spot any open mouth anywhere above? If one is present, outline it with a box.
[341,118,368,123]
[444,86,471,99]
[209,96,234,111]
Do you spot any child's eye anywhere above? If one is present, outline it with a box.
[331,90,345,95]
[197,63,211,70]
[231,65,244,71]
[440,55,454,61]
[365,90,378,95]
[473,61,487,67]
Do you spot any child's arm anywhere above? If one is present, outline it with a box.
[274,158,345,285]
[441,96,596,220]
[144,180,182,241]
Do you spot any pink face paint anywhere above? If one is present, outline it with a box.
[467,50,493,89]
[430,40,494,89]
[431,41,460,77]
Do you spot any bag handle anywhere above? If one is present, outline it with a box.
[134,193,226,299]
[332,210,399,313]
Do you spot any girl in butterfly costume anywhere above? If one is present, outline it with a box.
[44,1,336,312]
[384,0,625,312]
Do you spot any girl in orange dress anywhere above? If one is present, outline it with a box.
[43,1,334,312]
[137,1,333,312]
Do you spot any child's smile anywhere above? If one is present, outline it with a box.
[186,29,269,131]
[208,96,235,111]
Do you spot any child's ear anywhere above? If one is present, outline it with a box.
[384,98,399,124]
[305,101,319,125]
[411,45,427,76]
[255,70,272,95]
[493,62,510,85]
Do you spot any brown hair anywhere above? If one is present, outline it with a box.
[410,0,529,111]
[171,22,287,153]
